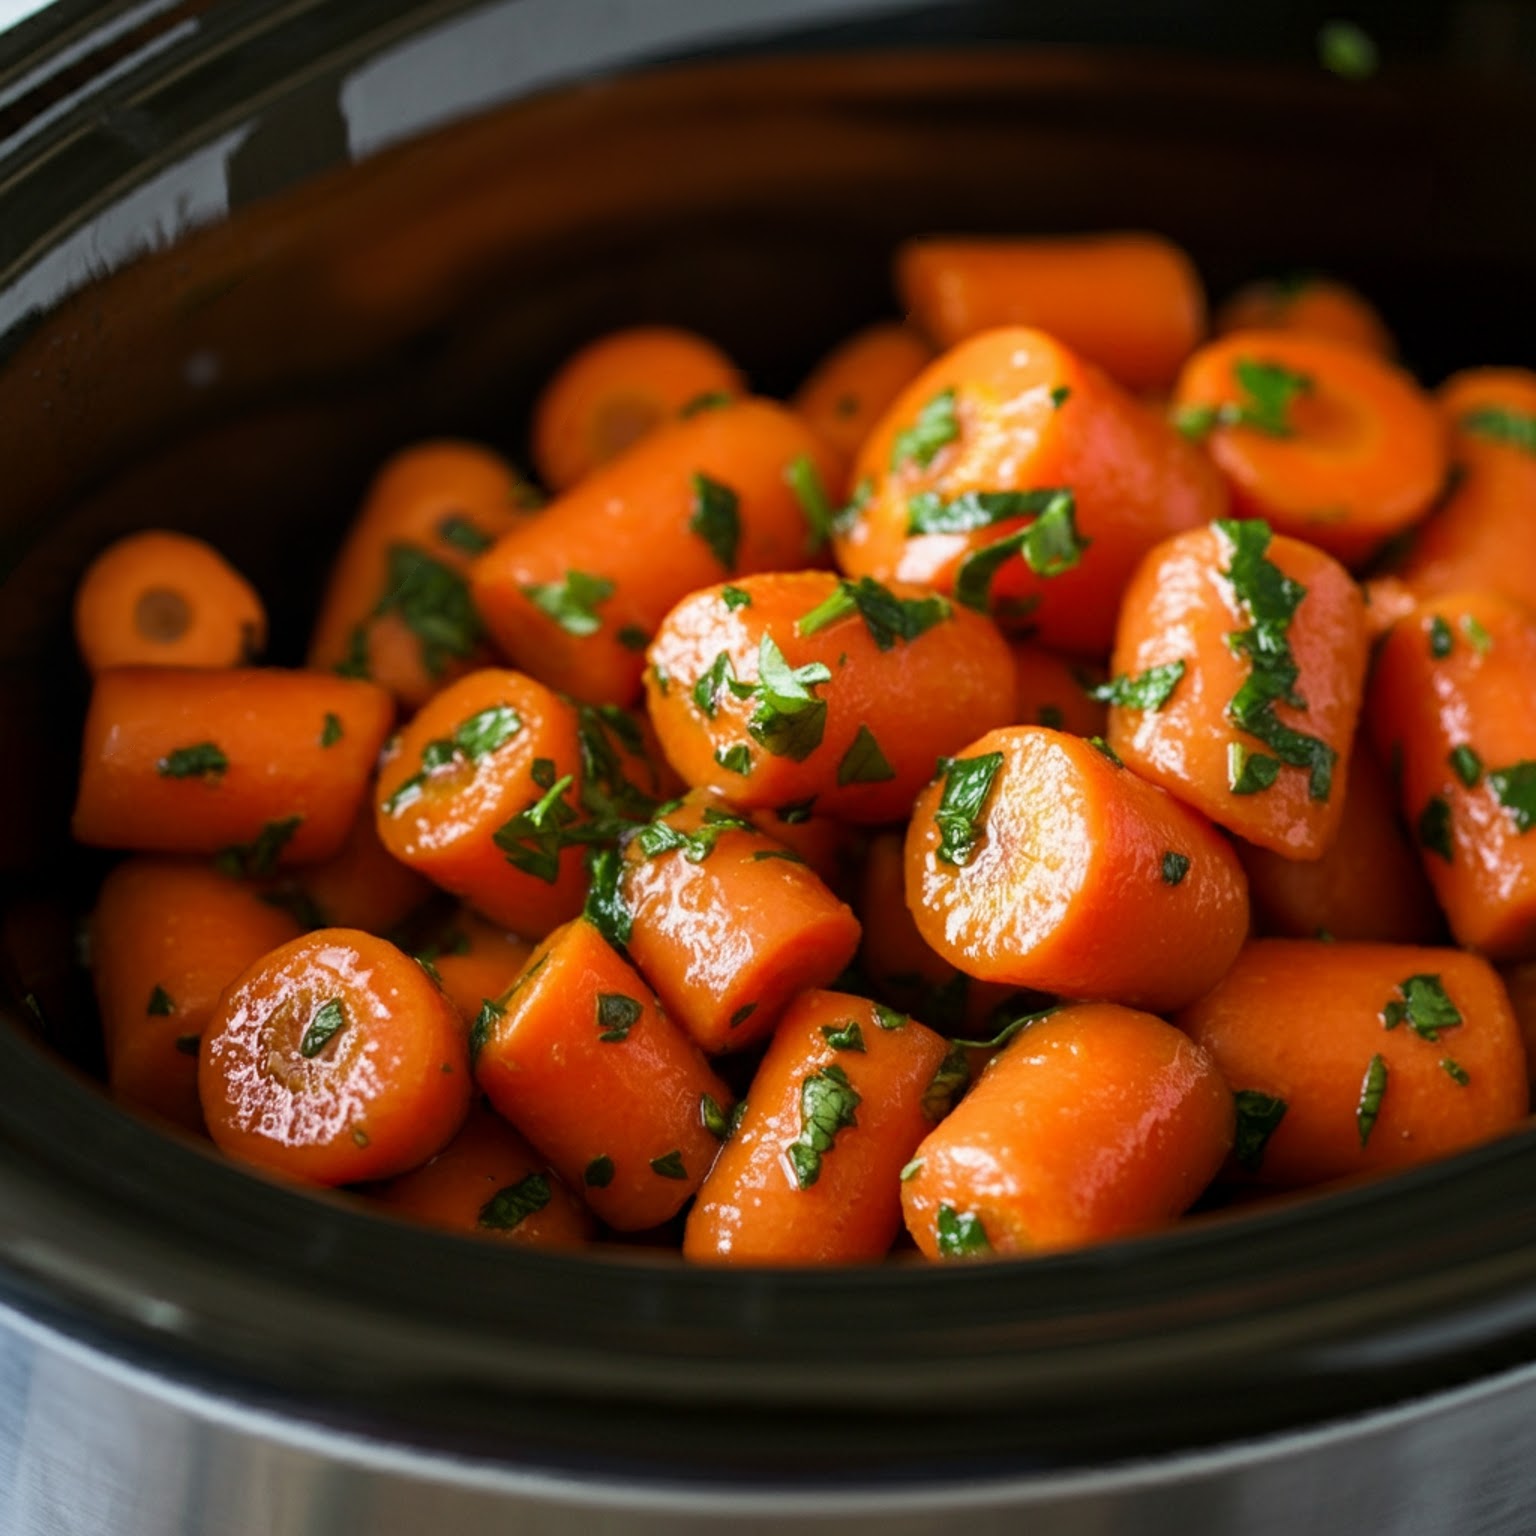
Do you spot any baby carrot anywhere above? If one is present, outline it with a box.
[473,918,733,1230]
[906,726,1249,1012]
[1361,574,1419,641]
[73,667,394,868]
[199,928,472,1184]
[618,792,861,1053]
[901,1004,1233,1257]
[1178,940,1527,1187]
[792,322,934,472]
[684,991,954,1264]
[1172,330,1447,566]
[73,531,266,674]
[419,910,536,1026]
[643,571,1015,824]
[532,326,746,492]
[473,398,838,706]
[1108,522,1369,859]
[371,1103,593,1248]
[1237,735,1443,944]
[834,327,1225,654]
[1368,591,1536,959]
[896,233,1206,392]
[308,441,538,710]
[373,669,658,936]
[285,800,433,935]
[1498,961,1536,1085]
[90,857,303,1133]
[1215,276,1395,359]
[1009,642,1108,736]
[743,806,858,893]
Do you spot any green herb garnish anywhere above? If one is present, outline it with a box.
[1382,974,1462,1042]
[375,543,482,677]
[299,997,346,1059]
[796,575,951,651]
[157,742,228,780]
[438,515,493,555]
[1178,359,1313,440]
[700,1094,732,1140]
[1357,1054,1388,1146]
[933,752,1004,866]
[1488,761,1536,832]
[147,985,175,1016]
[1232,1090,1288,1171]
[596,992,643,1043]
[837,724,896,787]
[521,570,614,637]
[954,491,1088,611]
[584,1155,615,1188]
[821,1020,866,1053]
[689,472,741,571]
[935,1204,991,1258]
[1088,735,1123,768]
[890,388,958,471]
[1441,1058,1471,1086]
[1460,406,1536,454]
[1161,852,1191,886]
[716,744,753,775]
[1428,616,1454,658]
[721,585,753,611]
[786,453,837,552]
[1228,742,1281,795]
[1418,794,1454,861]
[1090,661,1186,712]
[1318,19,1378,78]
[787,1063,861,1189]
[650,1150,688,1181]
[478,1174,551,1231]
[319,712,344,748]
[747,635,832,762]
[1449,745,1482,788]
[216,815,302,878]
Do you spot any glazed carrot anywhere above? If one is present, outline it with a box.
[896,233,1205,392]
[643,571,1016,823]
[199,928,471,1184]
[90,858,302,1133]
[743,806,858,893]
[284,800,433,935]
[791,322,934,470]
[906,726,1249,1012]
[1362,574,1419,641]
[901,1004,1233,1257]
[1215,276,1395,358]
[374,668,659,936]
[372,1103,593,1248]
[834,327,1225,654]
[308,441,538,710]
[1178,940,1527,1186]
[684,991,954,1264]
[74,531,266,673]
[472,918,732,1230]
[73,668,394,868]
[1108,522,1368,858]
[473,399,839,705]
[421,910,536,1025]
[532,326,746,492]
[1237,735,1442,944]
[1498,961,1536,1084]
[1368,591,1536,959]
[1172,330,1447,566]
[1398,370,1536,612]
[1009,642,1107,736]
[618,791,861,1053]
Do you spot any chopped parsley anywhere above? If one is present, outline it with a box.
[1418,794,1454,861]
[215,816,302,878]
[953,491,1088,612]
[729,1003,758,1031]
[575,702,662,829]
[617,625,649,652]
[775,797,817,825]
[146,985,175,1016]
[900,1157,924,1182]
[1088,735,1124,768]
[1462,614,1493,654]
[1488,760,1536,832]
[478,1174,551,1231]
[1177,358,1313,440]
[299,997,347,1059]
[650,1149,688,1181]
[747,635,832,762]
[319,712,344,748]
[1357,1054,1388,1146]
[375,543,482,677]
[157,742,228,780]
[873,1004,909,1031]
[689,472,741,571]
[1161,852,1191,886]
[633,805,754,864]
[1232,1090,1288,1171]
[1449,745,1482,788]
[1050,384,1072,408]
[469,996,506,1064]
[1460,406,1536,454]
[1381,974,1462,1042]
[890,388,958,472]
[521,570,614,637]
[1090,660,1186,712]
[715,743,753,775]
[700,1094,732,1140]
[786,1063,861,1189]
[335,624,372,679]
[837,725,896,787]
[933,752,1004,866]
[935,1204,991,1258]
[921,1043,970,1121]
[492,774,595,883]
[796,575,951,651]
[751,848,806,865]
[906,486,1073,537]
[438,514,493,555]
[596,992,643,1043]
[1037,704,1065,729]
[1441,1058,1471,1086]
[1228,742,1281,795]
[821,1020,866,1053]
[173,1034,199,1056]
[1318,18,1378,78]
[692,649,751,720]
[1428,615,1454,658]
[721,584,752,611]
[786,453,837,552]
[680,389,733,417]
[584,1155,615,1187]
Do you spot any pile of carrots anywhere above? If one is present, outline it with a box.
[69,233,1536,1263]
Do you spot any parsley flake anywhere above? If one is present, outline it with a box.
[596,992,643,1043]
[375,544,482,677]
[716,743,753,775]
[146,985,175,1016]
[689,472,741,571]
[890,388,958,472]
[721,585,752,611]
[700,1094,732,1140]
[1449,745,1482,788]
[922,1043,970,1121]
[1233,1090,1288,1171]
[438,515,493,555]
[786,453,837,552]
[299,997,347,1059]
[954,491,1088,611]
[1418,794,1454,861]
[319,712,344,748]
[1381,974,1462,1042]
[584,1155,615,1187]
[1460,405,1536,455]
[786,1063,861,1188]
[1428,616,1454,658]
[1441,1058,1471,1086]
[157,742,228,780]
[1090,661,1186,712]
[1161,852,1191,886]
[478,1174,551,1231]
[1357,1054,1388,1146]
[935,1204,991,1258]
[650,1150,688,1181]
[796,575,951,651]
[215,816,302,878]
[521,570,614,637]
[821,1020,866,1053]
[1488,761,1536,832]
[837,724,897,787]
[747,635,832,762]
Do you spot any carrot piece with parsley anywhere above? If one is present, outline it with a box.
[1238,734,1442,944]
[743,807,858,893]
[371,1103,593,1248]
[1172,331,1447,567]
[73,530,266,674]
[684,990,953,1264]
[896,233,1206,393]
[1398,370,1536,613]
[199,928,471,1184]
[1108,522,1368,859]
[421,910,537,1026]
[1215,276,1395,359]
[901,1004,1233,1258]
[791,322,934,472]
[906,726,1249,1012]
[1009,643,1108,736]
[1178,940,1527,1187]
[72,667,394,868]
[472,918,732,1230]
[284,799,433,935]
[90,857,303,1134]
[643,571,1015,823]
[1368,590,1536,959]
[618,792,861,1053]
[374,669,657,937]
[532,326,746,492]
[472,399,838,706]
[833,327,1225,654]
[308,441,537,710]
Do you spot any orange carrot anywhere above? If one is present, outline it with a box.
[744,806,859,893]
[834,327,1226,654]
[472,918,732,1230]
[1172,330,1447,567]
[901,1004,1233,1257]
[792,323,934,472]
[285,799,433,935]
[1178,940,1527,1186]
[1498,961,1536,1085]
[906,726,1249,1012]
[1362,574,1420,641]
[896,233,1205,392]
[73,531,266,674]
[199,928,471,1184]
[308,441,538,710]
[1368,591,1536,959]
[473,399,839,705]
[1008,642,1108,736]
[1108,522,1369,859]
[1215,276,1395,358]
[420,910,536,1026]
[533,326,746,492]
[90,858,302,1133]
[371,1103,593,1248]
[684,991,953,1264]
[618,792,861,1053]
[643,571,1015,823]
[73,668,394,868]
[1237,735,1442,944]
